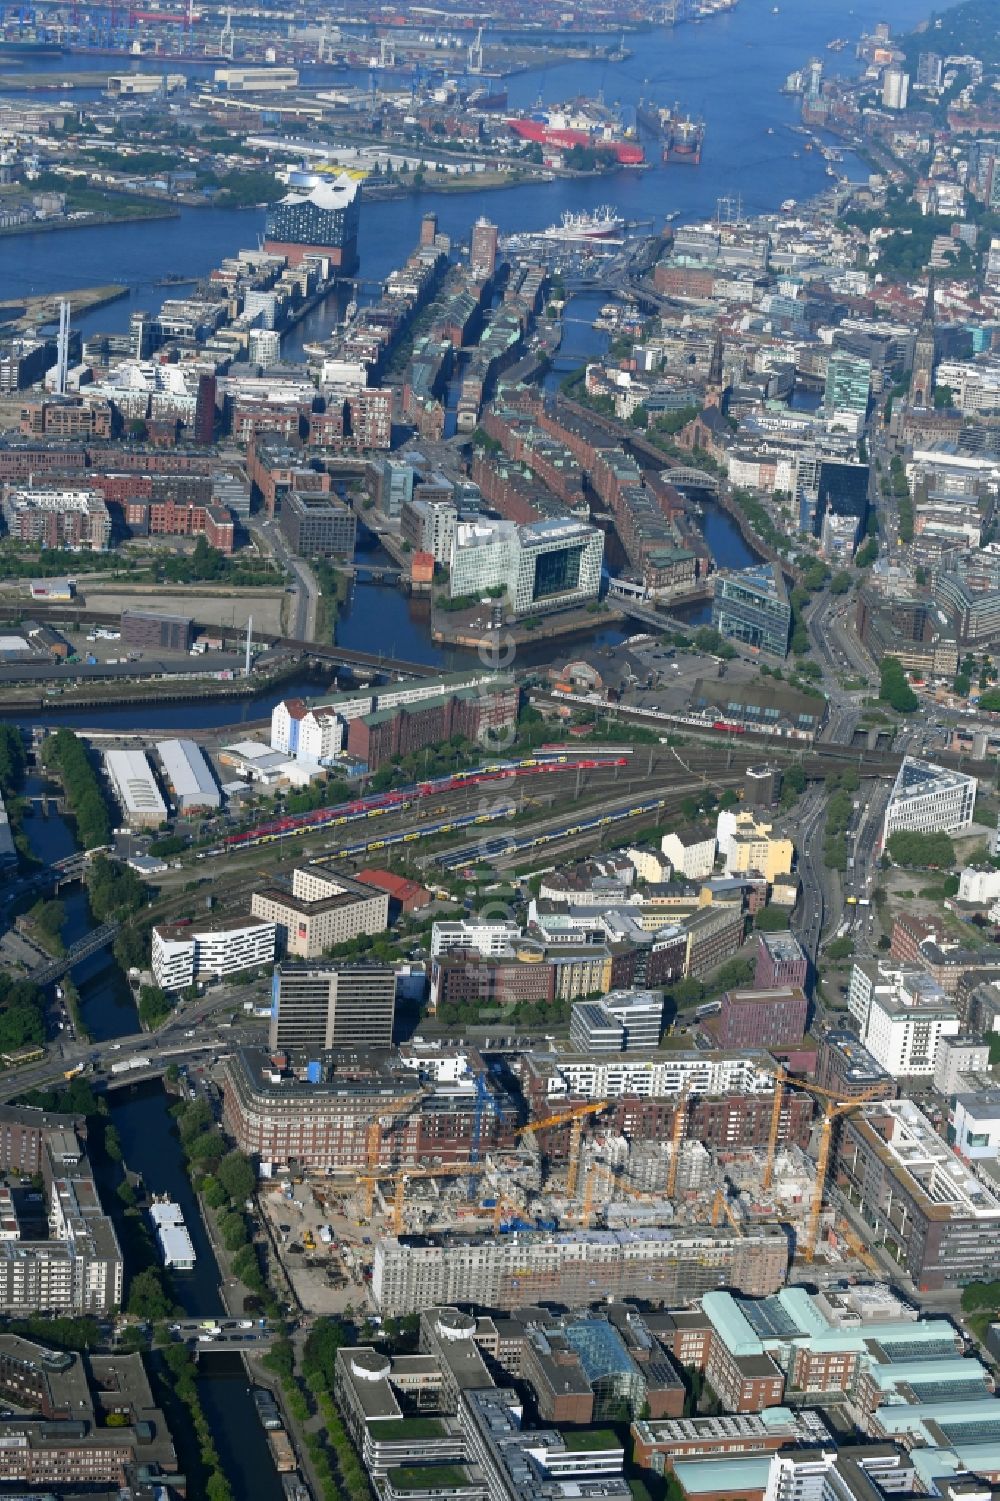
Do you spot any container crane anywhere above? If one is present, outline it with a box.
[519,1101,608,1202]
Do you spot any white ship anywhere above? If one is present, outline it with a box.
[539,207,626,243]
[149,1197,196,1271]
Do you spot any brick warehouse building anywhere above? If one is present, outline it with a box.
[222,1047,516,1170]
[347,681,518,771]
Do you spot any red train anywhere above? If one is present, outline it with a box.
[222,754,629,850]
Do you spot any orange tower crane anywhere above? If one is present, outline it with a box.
[666,1083,691,1200]
[519,1101,609,1202]
[760,1069,887,1261]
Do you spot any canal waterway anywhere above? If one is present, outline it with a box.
[106,1080,286,1501]
[19,773,140,1041]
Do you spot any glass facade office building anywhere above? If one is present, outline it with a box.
[712,563,791,658]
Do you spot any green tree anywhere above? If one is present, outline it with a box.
[216,1150,256,1205]
[127,1268,172,1321]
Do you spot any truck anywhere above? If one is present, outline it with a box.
[110,1056,151,1076]
[63,1064,83,1081]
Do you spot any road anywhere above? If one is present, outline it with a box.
[789,785,830,966]
[246,515,320,644]
[1,985,268,1105]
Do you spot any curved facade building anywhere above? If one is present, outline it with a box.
[264,175,361,271]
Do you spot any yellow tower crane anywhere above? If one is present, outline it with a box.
[519,1101,609,1203]
[356,1163,491,1233]
[666,1083,691,1200]
[365,1090,425,1173]
[759,1069,888,1261]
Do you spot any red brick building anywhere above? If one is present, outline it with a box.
[717,986,808,1051]
[346,682,518,771]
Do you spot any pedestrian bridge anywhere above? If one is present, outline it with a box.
[666,466,721,493]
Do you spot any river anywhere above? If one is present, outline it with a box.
[19,772,141,1041]
[105,1080,286,1501]
[0,0,954,322]
[0,0,951,671]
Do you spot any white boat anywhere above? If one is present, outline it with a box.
[538,207,626,243]
[149,1197,196,1272]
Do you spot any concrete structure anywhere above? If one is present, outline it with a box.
[103,747,167,828]
[2,486,110,550]
[0,1335,175,1487]
[121,608,194,653]
[0,1114,123,1316]
[264,173,360,270]
[347,680,518,772]
[271,670,507,761]
[470,217,499,279]
[716,811,794,884]
[269,964,397,1051]
[633,1409,832,1474]
[754,931,808,991]
[882,67,910,109]
[223,1045,513,1171]
[958,867,1000,905]
[837,1098,1000,1289]
[952,1090,1000,1161]
[372,1227,789,1318]
[934,1036,990,1096]
[156,737,220,812]
[861,974,960,1079]
[431,919,521,959]
[569,991,665,1053]
[279,489,357,557]
[815,1032,895,1101]
[717,987,808,1051]
[882,757,977,845]
[251,866,389,958]
[152,914,276,990]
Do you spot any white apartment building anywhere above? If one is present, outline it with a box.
[661,828,717,881]
[952,1090,1000,1160]
[882,757,977,845]
[152,915,276,991]
[430,919,521,959]
[861,977,959,1078]
[934,1035,990,1096]
[545,1051,773,1102]
[958,867,1000,906]
[448,516,603,618]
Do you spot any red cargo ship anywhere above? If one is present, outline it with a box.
[506,114,645,166]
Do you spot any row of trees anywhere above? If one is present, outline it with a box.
[41,730,111,849]
[887,829,957,869]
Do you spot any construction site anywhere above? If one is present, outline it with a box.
[253,1064,887,1310]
